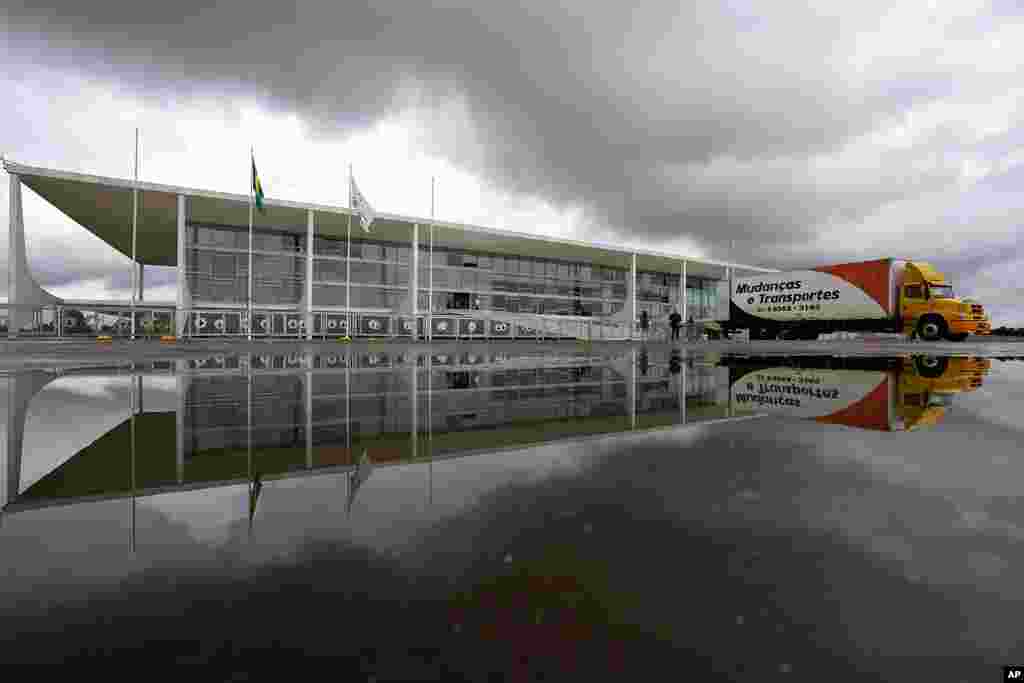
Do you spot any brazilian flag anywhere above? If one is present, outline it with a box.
[251,154,265,212]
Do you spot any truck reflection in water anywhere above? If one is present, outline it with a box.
[720,354,990,431]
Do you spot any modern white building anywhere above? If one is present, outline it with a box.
[3,158,776,340]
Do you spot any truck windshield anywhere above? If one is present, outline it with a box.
[929,284,954,299]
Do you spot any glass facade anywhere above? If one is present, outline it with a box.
[419,245,630,316]
[185,221,722,319]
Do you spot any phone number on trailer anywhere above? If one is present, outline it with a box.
[755,304,823,313]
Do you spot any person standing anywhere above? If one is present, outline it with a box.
[639,310,650,341]
[669,308,682,341]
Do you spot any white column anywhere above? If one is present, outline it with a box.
[411,223,419,327]
[628,253,637,341]
[8,173,59,338]
[305,210,314,340]
[175,194,189,337]
[428,224,434,341]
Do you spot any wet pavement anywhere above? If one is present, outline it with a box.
[1,346,1022,679]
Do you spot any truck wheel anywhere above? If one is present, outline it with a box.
[914,355,948,378]
[916,316,946,342]
[946,332,968,342]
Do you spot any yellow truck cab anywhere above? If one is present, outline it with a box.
[898,356,990,429]
[900,261,991,341]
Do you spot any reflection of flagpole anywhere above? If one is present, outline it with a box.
[130,372,136,552]
[427,352,432,506]
[247,368,253,540]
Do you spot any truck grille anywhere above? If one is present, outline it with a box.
[971,305,985,320]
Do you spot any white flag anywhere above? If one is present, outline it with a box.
[350,175,376,232]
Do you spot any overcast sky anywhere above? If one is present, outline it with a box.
[1,1,1022,324]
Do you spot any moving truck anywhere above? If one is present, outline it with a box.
[720,355,990,431]
[724,258,991,341]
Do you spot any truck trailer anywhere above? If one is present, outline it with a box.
[720,355,990,431]
[723,258,991,341]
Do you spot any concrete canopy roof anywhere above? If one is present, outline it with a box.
[4,159,777,276]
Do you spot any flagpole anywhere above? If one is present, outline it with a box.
[248,147,254,341]
[429,176,434,342]
[131,127,139,341]
[346,164,352,336]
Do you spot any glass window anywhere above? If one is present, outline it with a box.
[314,259,347,282]
[905,284,923,299]
[928,284,954,299]
[478,255,491,269]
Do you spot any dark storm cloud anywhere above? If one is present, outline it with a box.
[0,0,966,257]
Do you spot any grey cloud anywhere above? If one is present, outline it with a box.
[1,2,963,253]
[3,1,1021,322]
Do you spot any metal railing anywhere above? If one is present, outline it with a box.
[181,309,637,342]
[2,303,719,343]
[0,303,175,339]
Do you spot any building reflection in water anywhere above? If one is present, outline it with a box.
[2,349,734,522]
[2,351,990,533]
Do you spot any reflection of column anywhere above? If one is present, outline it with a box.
[4,372,53,509]
[137,375,144,415]
[305,370,313,469]
[176,368,189,485]
[629,347,637,429]
[680,354,687,425]
[411,360,418,459]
